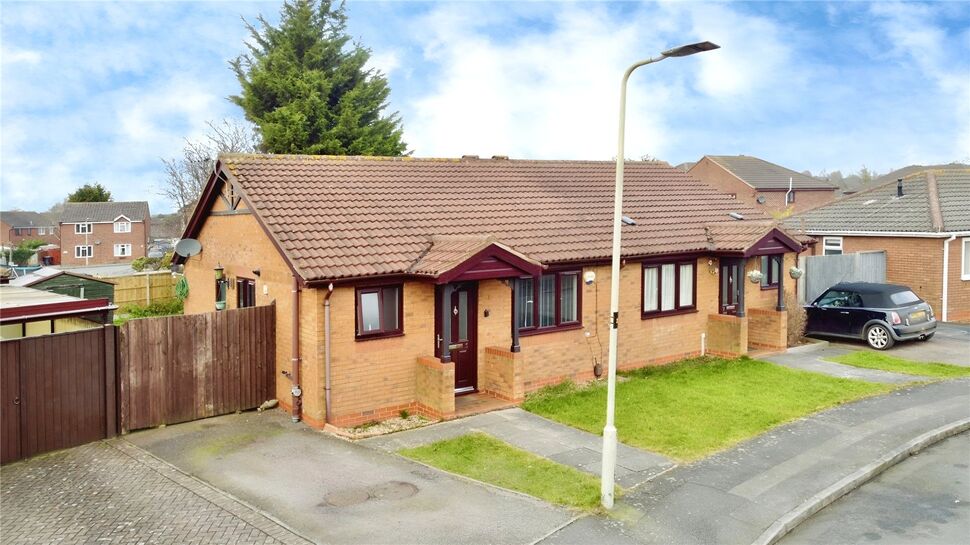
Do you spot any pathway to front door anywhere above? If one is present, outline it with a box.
[362,408,676,488]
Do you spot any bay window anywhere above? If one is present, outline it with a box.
[642,260,696,317]
[515,271,581,333]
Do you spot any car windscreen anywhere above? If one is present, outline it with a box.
[888,290,921,306]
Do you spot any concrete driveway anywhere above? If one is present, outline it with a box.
[124,410,573,545]
[811,322,970,365]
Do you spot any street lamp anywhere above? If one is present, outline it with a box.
[601,40,719,510]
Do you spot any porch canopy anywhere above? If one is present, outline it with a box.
[413,236,543,361]
[706,222,806,315]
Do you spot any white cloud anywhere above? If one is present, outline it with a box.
[2,46,41,64]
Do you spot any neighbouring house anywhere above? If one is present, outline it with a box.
[1,210,59,246]
[787,169,970,322]
[174,154,807,428]
[0,285,116,339]
[688,155,839,215]
[59,202,150,267]
[9,267,116,303]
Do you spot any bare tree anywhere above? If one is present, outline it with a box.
[159,119,260,231]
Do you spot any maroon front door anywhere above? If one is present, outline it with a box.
[719,260,741,315]
[436,283,478,394]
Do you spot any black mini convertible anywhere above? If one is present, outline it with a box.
[804,282,937,350]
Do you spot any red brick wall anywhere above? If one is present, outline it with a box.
[688,157,836,215]
[60,221,148,266]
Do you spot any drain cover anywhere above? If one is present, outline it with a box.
[323,488,369,507]
[369,481,418,500]
[321,481,418,507]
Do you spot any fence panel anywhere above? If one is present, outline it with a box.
[119,304,275,432]
[802,251,887,303]
[0,328,113,464]
[106,272,176,307]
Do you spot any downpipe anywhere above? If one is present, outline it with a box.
[290,275,302,422]
[324,283,334,424]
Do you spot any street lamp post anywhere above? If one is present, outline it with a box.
[601,41,720,510]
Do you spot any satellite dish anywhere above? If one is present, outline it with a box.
[174,238,202,257]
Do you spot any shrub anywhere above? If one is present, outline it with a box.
[119,299,184,319]
[785,291,806,346]
[131,251,174,272]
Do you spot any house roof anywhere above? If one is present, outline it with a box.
[61,201,150,223]
[182,154,805,282]
[0,285,116,322]
[0,210,55,227]
[700,155,838,190]
[9,267,116,287]
[785,168,970,234]
[705,222,808,255]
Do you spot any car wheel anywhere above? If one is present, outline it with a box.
[866,324,895,350]
[918,333,935,341]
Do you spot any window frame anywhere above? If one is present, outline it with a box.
[74,223,92,234]
[515,270,583,336]
[236,277,257,308]
[641,259,697,319]
[962,238,970,281]
[822,236,843,255]
[760,255,781,290]
[113,221,131,233]
[113,243,132,257]
[786,191,796,204]
[355,284,404,340]
[74,245,93,258]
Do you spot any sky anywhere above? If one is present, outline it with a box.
[2,1,969,214]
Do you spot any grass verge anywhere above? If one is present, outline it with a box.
[828,351,970,378]
[522,356,895,461]
[399,432,606,510]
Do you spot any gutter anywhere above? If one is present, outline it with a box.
[323,282,334,424]
[942,234,957,321]
[290,275,302,422]
[803,230,970,238]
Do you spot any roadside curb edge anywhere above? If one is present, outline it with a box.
[751,417,970,545]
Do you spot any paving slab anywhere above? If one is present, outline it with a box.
[538,379,970,545]
[124,410,572,545]
[763,345,928,383]
[361,407,676,488]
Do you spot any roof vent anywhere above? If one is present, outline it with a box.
[461,154,479,160]
[729,212,745,220]
[621,215,637,226]
[491,155,509,160]
[863,199,877,206]
[897,178,903,197]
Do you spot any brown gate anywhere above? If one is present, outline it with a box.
[0,327,117,465]
[118,304,276,432]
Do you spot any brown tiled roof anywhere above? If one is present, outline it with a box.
[408,236,541,277]
[701,155,837,190]
[705,221,809,252]
[214,154,777,281]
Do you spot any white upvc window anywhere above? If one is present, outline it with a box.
[823,237,843,256]
[961,238,970,281]
[114,221,131,233]
[114,244,132,257]
[75,223,92,234]
[75,245,93,258]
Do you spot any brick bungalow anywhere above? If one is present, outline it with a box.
[174,154,806,428]
[788,168,970,323]
[688,155,838,215]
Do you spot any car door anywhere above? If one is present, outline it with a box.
[838,291,868,337]
[808,289,848,335]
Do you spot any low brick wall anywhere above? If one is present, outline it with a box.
[707,314,748,358]
[483,347,525,402]
[747,307,788,351]
[414,356,456,420]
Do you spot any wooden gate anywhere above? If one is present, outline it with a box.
[1,327,117,464]
[118,304,276,432]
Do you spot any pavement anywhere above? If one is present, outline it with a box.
[361,407,675,488]
[122,410,574,545]
[763,344,928,383]
[779,431,970,545]
[0,440,311,545]
[538,379,970,545]
[817,322,970,366]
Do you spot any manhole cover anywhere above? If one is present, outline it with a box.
[323,488,369,507]
[368,481,418,501]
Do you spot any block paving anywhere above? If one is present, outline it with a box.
[0,439,313,545]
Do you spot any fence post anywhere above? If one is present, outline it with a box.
[146,273,151,305]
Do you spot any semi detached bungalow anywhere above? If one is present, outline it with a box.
[175,154,806,428]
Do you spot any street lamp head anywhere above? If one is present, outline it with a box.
[661,41,720,58]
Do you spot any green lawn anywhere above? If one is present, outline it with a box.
[399,433,606,510]
[828,351,970,378]
[522,357,895,461]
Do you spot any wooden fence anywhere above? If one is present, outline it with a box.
[1,328,116,464]
[1,304,275,464]
[105,272,177,307]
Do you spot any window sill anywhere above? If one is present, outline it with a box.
[642,308,698,320]
[519,323,583,337]
[355,331,405,342]
[760,284,779,291]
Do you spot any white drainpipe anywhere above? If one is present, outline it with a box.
[942,234,956,322]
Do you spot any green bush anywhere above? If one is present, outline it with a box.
[131,251,174,272]
[119,300,184,319]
